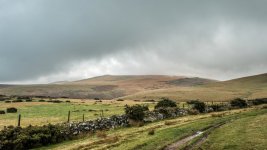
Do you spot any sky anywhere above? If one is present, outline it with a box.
[0,0,267,84]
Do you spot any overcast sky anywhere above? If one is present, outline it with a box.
[0,0,267,84]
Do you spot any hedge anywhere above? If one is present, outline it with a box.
[0,124,73,150]
[6,108,17,113]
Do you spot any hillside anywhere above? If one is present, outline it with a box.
[123,73,267,101]
[0,75,215,99]
[0,73,266,101]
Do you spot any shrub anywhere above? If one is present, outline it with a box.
[13,99,23,102]
[145,99,155,102]
[5,100,11,103]
[52,100,62,103]
[39,99,46,102]
[17,96,31,100]
[230,98,247,108]
[6,107,17,113]
[251,98,267,105]
[0,124,72,150]
[94,98,100,100]
[116,99,124,101]
[124,104,148,121]
[187,100,206,113]
[187,100,201,105]
[0,110,5,114]
[25,99,33,102]
[148,129,155,135]
[65,100,70,103]
[155,98,177,109]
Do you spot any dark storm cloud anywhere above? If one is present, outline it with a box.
[0,0,267,83]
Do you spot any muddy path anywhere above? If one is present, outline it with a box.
[164,121,229,150]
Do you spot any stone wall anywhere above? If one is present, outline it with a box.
[65,115,129,135]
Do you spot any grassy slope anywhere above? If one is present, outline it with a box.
[0,73,266,101]
[200,107,267,150]
[36,108,266,150]
[124,73,267,101]
[0,75,215,99]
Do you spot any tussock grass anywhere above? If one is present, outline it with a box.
[164,120,177,125]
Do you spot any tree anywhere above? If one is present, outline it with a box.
[124,104,148,121]
[155,98,177,109]
[230,98,247,108]
[187,100,206,113]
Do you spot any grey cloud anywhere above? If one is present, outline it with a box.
[0,0,267,83]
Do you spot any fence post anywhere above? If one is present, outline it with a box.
[83,114,85,122]
[18,114,21,127]
[67,111,70,123]
[101,110,104,118]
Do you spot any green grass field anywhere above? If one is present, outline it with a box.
[35,106,267,150]
[200,107,267,150]
[0,99,155,129]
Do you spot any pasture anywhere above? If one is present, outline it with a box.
[0,99,156,129]
[36,106,267,150]
[1,97,266,150]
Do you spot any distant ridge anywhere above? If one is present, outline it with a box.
[0,75,215,99]
[123,73,267,101]
[1,73,266,101]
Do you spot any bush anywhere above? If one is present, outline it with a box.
[230,98,247,108]
[5,100,11,103]
[187,100,206,113]
[13,99,23,102]
[0,110,5,114]
[155,98,177,109]
[0,124,72,150]
[48,100,62,103]
[39,99,46,102]
[124,104,148,121]
[187,100,200,105]
[251,98,267,105]
[145,99,155,102]
[116,99,124,101]
[17,96,31,100]
[65,100,70,103]
[6,107,17,113]
[25,99,33,102]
